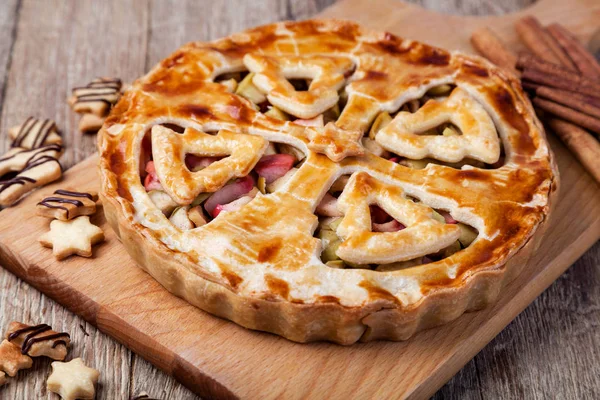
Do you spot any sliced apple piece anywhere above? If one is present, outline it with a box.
[458,223,478,247]
[318,229,341,262]
[432,210,445,224]
[266,167,297,193]
[325,260,345,269]
[361,137,390,158]
[169,207,194,230]
[442,125,460,136]
[426,84,453,96]
[323,103,340,123]
[212,195,254,218]
[368,112,392,140]
[398,158,430,170]
[315,193,343,217]
[219,78,237,93]
[293,114,324,128]
[189,206,208,227]
[329,175,350,194]
[402,99,420,113]
[185,155,221,172]
[440,240,461,258]
[148,190,178,216]
[344,261,370,269]
[255,154,296,183]
[235,73,266,104]
[143,161,162,191]
[319,216,342,231]
[264,107,290,121]
[372,219,405,232]
[191,192,211,207]
[257,176,267,194]
[263,142,278,156]
[277,143,305,162]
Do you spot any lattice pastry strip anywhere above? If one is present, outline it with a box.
[303,94,382,162]
[375,87,501,163]
[336,172,460,264]
[151,125,267,204]
[303,122,363,162]
[243,54,354,119]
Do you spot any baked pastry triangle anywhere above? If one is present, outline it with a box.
[336,172,461,264]
[151,125,267,204]
[376,87,501,163]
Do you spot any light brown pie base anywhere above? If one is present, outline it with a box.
[99,19,558,344]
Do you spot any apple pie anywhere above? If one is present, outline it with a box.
[98,19,558,344]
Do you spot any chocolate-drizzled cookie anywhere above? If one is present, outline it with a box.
[0,151,62,207]
[0,143,63,178]
[69,77,122,117]
[5,322,70,361]
[8,117,63,149]
[37,189,98,221]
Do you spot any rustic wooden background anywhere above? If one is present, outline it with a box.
[0,0,598,399]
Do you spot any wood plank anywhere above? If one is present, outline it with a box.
[0,0,598,398]
[0,0,19,129]
[0,1,149,399]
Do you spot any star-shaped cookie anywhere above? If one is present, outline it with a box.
[39,216,104,260]
[47,358,100,400]
[0,339,32,377]
[36,189,98,221]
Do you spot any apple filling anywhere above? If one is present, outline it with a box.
[143,77,481,262]
[315,175,478,271]
[139,128,304,230]
[216,70,344,128]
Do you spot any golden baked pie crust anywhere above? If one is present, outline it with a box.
[98,19,558,344]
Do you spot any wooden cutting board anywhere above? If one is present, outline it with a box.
[1,0,599,398]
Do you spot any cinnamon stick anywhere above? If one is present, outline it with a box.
[521,69,600,101]
[518,54,600,99]
[536,86,600,119]
[547,23,600,79]
[511,18,600,184]
[515,16,576,70]
[533,97,600,134]
[547,118,600,184]
[521,81,541,92]
[517,53,575,76]
[470,27,518,74]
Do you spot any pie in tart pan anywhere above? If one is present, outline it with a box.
[98,19,558,344]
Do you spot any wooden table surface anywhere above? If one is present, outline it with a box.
[0,0,598,399]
